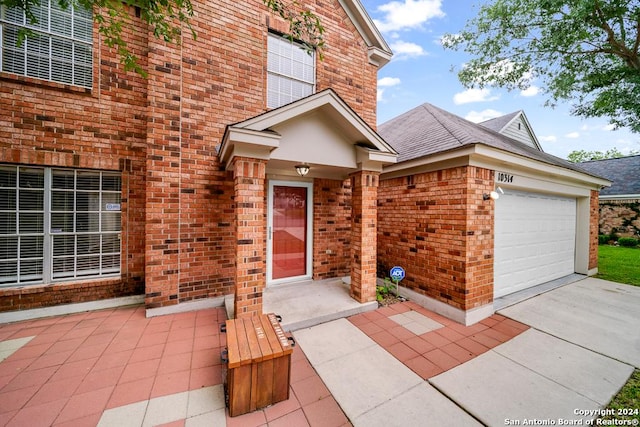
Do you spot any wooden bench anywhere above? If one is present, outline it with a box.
[224,313,294,417]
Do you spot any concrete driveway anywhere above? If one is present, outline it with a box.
[500,277,640,368]
[430,278,639,426]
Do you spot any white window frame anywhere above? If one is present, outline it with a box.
[0,24,3,69]
[0,0,93,88]
[0,165,121,287]
[267,33,316,108]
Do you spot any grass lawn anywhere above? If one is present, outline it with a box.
[597,245,640,287]
[600,369,640,423]
[597,245,640,423]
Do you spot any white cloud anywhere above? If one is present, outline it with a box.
[520,85,539,97]
[390,40,427,59]
[377,77,401,102]
[612,138,640,154]
[565,132,580,139]
[453,88,500,105]
[465,109,503,123]
[602,124,616,131]
[378,77,401,87]
[374,0,445,33]
[539,135,557,143]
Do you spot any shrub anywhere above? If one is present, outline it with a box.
[598,235,609,245]
[609,231,619,242]
[376,278,395,302]
[618,237,639,248]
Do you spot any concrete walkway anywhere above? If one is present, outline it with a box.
[431,329,633,426]
[295,278,638,426]
[294,318,482,426]
[428,278,639,426]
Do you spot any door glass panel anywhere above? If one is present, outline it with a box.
[272,186,307,280]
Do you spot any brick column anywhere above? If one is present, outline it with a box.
[232,157,267,318]
[350,171,379,303]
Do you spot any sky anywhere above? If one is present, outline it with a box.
[360,0,640,160]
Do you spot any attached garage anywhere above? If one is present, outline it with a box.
[377,102,610,325]
[494,190,577,297]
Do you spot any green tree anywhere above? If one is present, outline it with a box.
[0,0,324,74]
[567,148,639,163]
[443,0,640,133]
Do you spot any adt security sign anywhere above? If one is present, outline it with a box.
[390,266,405,282]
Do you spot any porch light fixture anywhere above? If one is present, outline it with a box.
[295,164,310,177]
[483,186,505,201]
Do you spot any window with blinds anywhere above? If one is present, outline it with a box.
[0,166,121,287]
[0,0,93,88]
[267,34,315,108]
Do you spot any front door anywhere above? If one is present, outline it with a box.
[268,181,312,284]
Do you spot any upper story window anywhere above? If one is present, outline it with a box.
[0,165,121,287]
[267,33,315,108]
[0,0,93,87]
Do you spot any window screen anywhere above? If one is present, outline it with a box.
[0,165,121,287]
[267,34,315,108]
[0,0,93,87]
[0,167,44,285]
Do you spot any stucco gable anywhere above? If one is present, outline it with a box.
[220,89,397,176]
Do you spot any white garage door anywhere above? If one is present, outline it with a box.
[494,190,576,298]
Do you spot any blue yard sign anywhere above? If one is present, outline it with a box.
[390,266,405,282]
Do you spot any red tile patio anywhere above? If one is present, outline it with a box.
[0,299,528,426]
[349,301,529,380]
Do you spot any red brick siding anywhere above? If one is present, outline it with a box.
[268,2,378,125]
[350,171,379,303]
[463,167,494,309]
[0,0,380,311]
[0,279,142,312]
[378,166,494,311]
[312,178,352,280]
[0,9,148,312]
[232,158,267,317]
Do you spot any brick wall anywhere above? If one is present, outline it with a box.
[268,1,378,125]
[0,8,148,312]
[141,0,379,309]
[0,0,380,311]
[378,166,494,311]
[0,279,143,312]
[312,178,352,280]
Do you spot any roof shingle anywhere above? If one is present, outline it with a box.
[378,103,596,177]
[578,155,640,196]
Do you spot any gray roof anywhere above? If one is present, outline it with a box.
[479,111,521,133]
[578,155,640,196]
[378,103,594,176]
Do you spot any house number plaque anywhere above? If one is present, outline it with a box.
[496,172,514,184]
